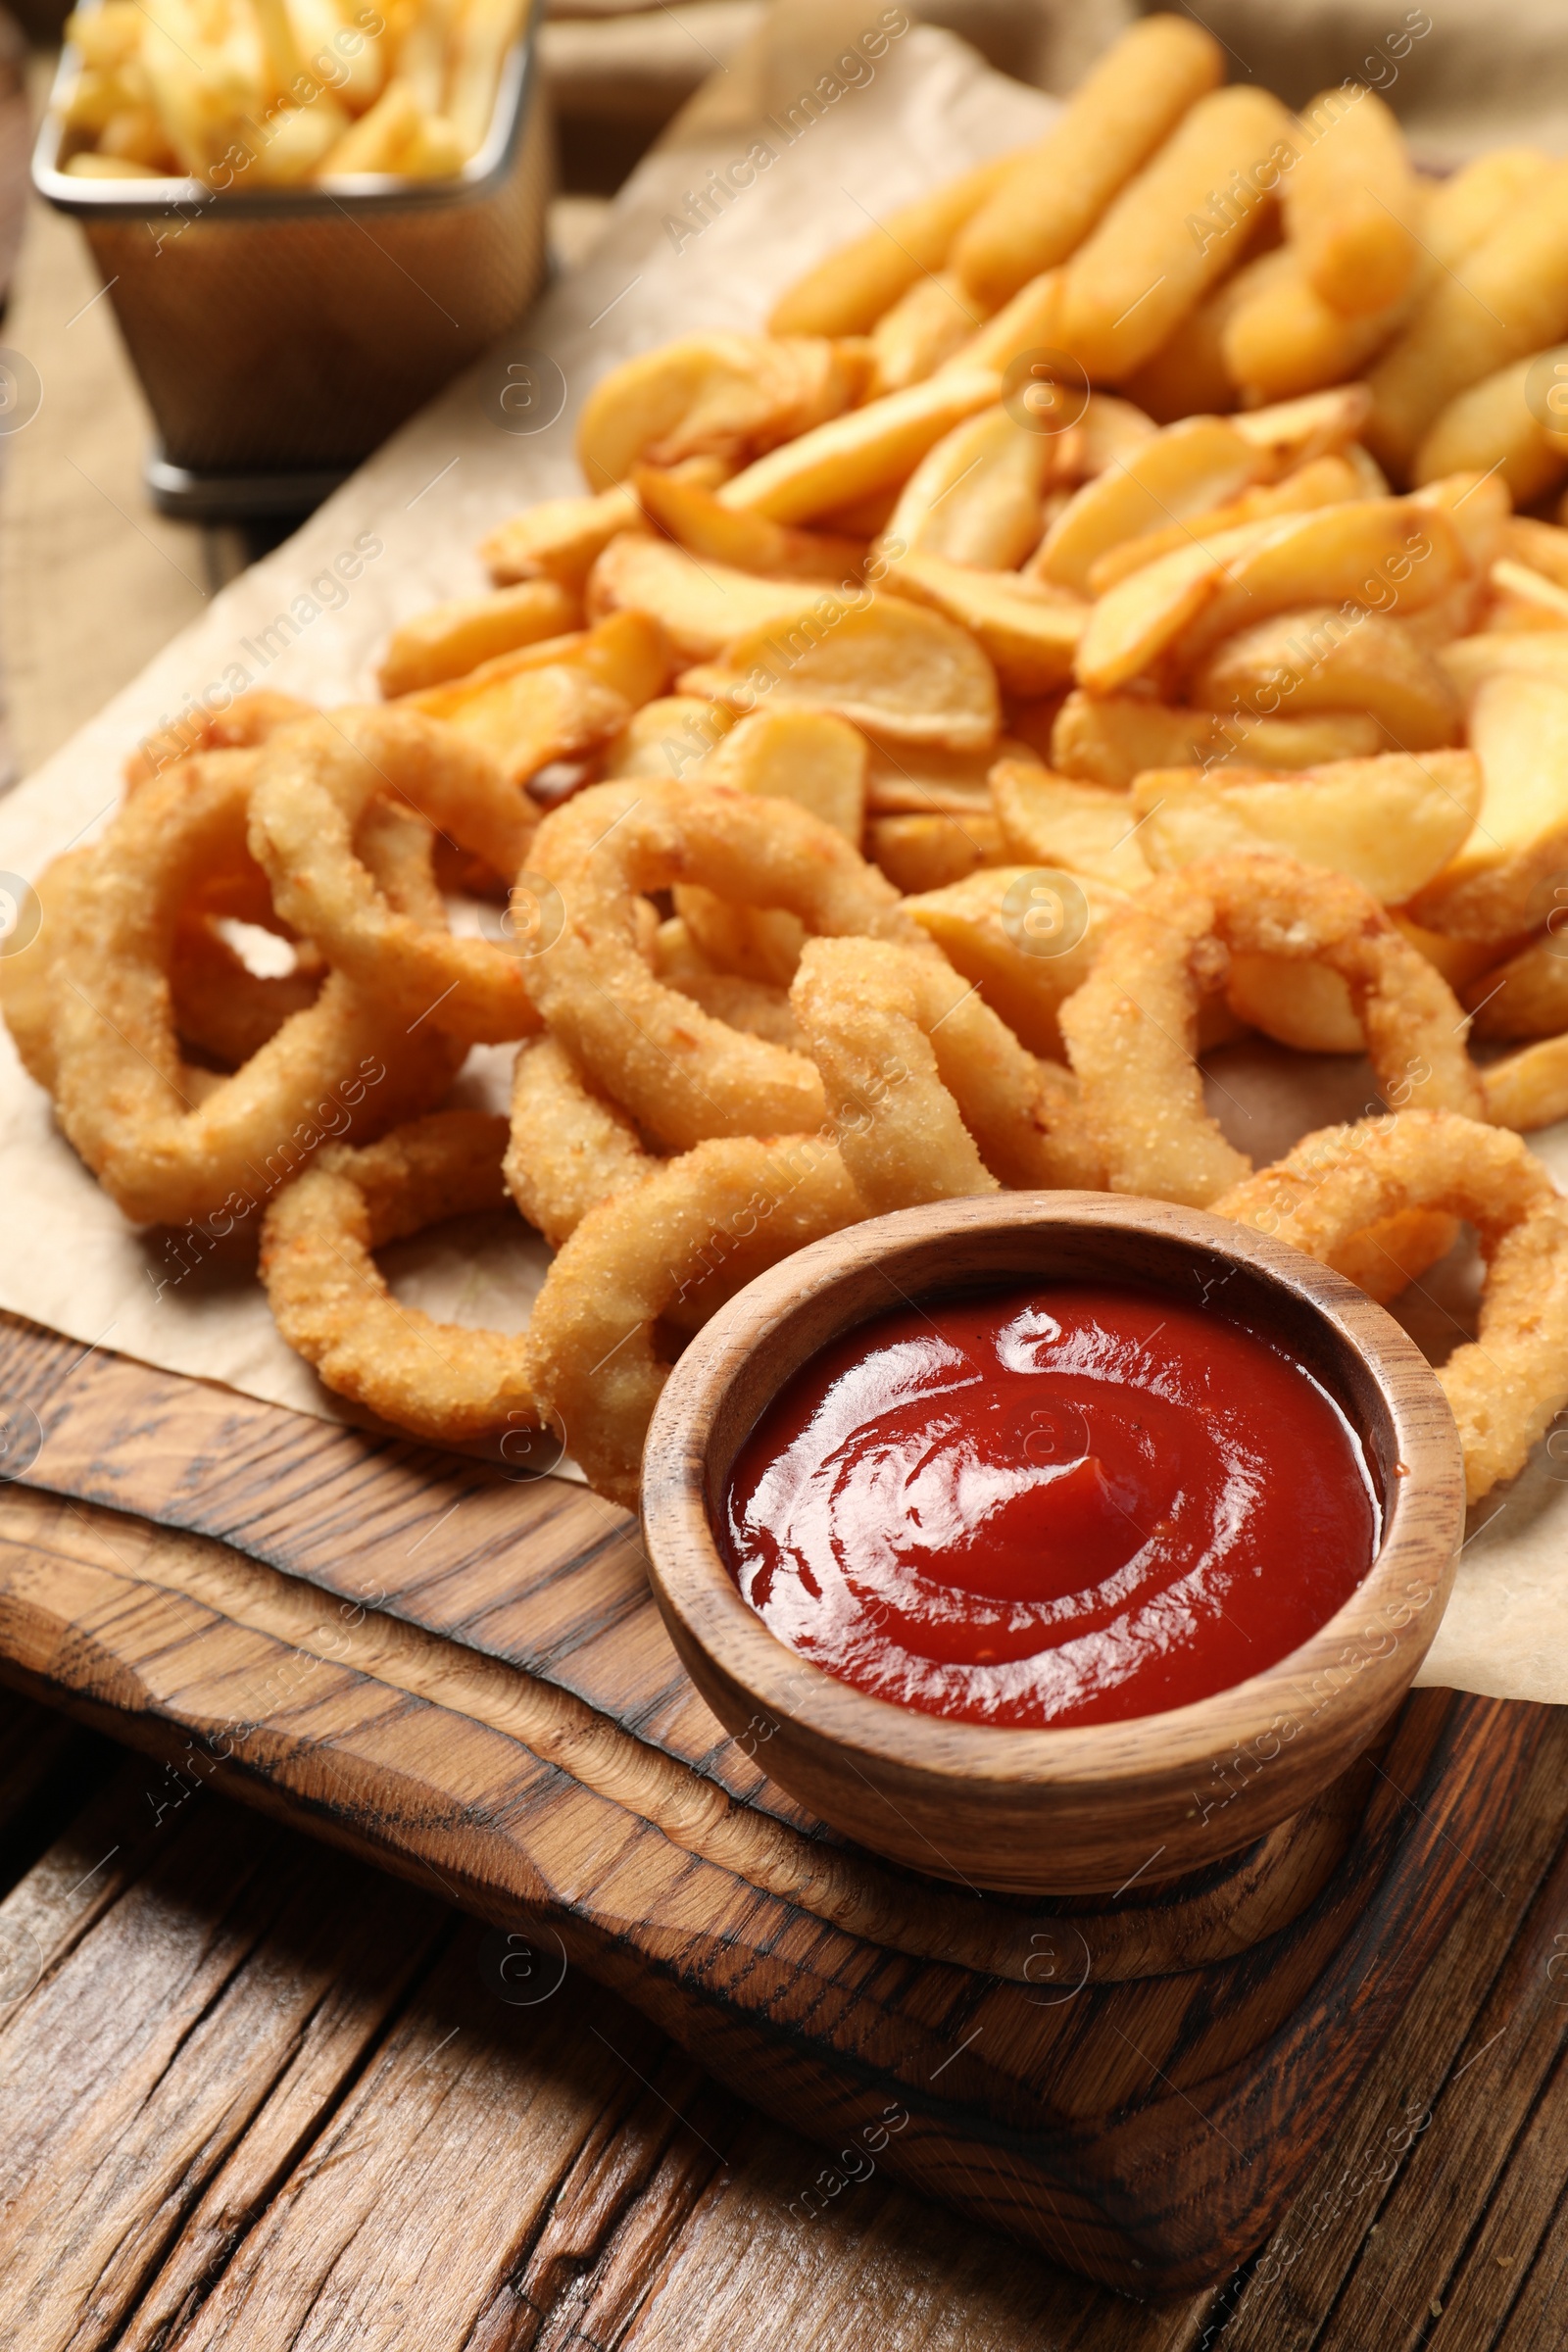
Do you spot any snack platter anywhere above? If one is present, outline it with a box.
[4,13,1568,2293]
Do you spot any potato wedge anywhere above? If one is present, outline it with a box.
[480,485,644,591]
[1389,912,1509,994]
[904,862,1123,1058]
[408,660,631,789]
[1034,416,1265,595]
[768,152,1018,338]
[1481,1035,1568,1132]
[1226,956,1365,1054]
[1490,558,1568,626]
[868,270,990,396]
[879,550,1085,696]
[1230,386,1374,469]
[576,333,859,489]
[1463,935,1568,1039]
[1131,751,1482,903]
[1441,631,1568,700]
[1408,469,1511,577]
[1055,84,1299,377]
[1141,500,1468,689]
[376,578,580,697]
[990,760,1152,892]
[1051,688,1386,788]
[632,466,863,581]
[600,696,736,779]
[1504,516,1568,587]
[716,371,1002,526]
[1407,671,1568,939]
[868,812,1006,895]
[1189,607,1461,752]
[880,405,1054,570]
[863,737,1030,815]
[1081,455,1365,594]
[1073,517,1282,694]
[951,14,1222,306]
[586,534,850,662]
[1413,348,1568,506]
[679,593,1000,750]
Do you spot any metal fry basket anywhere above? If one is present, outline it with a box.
[33,13,550,515]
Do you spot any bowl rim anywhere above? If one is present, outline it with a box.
[640,1189,1465,1795]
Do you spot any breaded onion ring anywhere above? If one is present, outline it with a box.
[262,1111,539,1445]
[248,709,543,1045]
[170,916,324,1070]
[1218,1110,1568,1502]
[525,1133,863,1506]
[47,754,462,1227]
[522,779,917,1152]
[791,936,1100,1210]
[505,1034,652,1249]
[124,688,318,790]
[1057,854,1485,1207]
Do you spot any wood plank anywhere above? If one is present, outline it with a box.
[0,1471,1544,2297]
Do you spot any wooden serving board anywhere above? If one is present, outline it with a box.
[0,1305,1544,2298]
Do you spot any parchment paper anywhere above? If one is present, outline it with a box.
[0,24,1562,1699]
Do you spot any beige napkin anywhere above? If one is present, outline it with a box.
[0,24,1561,1697]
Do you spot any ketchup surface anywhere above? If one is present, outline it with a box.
[720,1284,1379,1729]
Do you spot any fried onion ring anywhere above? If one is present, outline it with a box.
[1218,1111,1568,1502]
[525,1133,863,1506]
[262,1111,539,1445]
[248,708,543,1045]
[791,936,1101,1210]
[123,688,318,790]
[523,779,916,1151]
[48,754,462,1226]
[505,1034,652,1249]
[1057,854,1485,1207]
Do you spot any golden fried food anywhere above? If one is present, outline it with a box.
[1058,854,1484,1206]
[1219,1110,1568,1500]
[504,1033,652,1250]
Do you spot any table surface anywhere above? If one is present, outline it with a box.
[2,35,1568,2352]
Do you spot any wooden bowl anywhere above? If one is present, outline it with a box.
[640,1193,1465,1896]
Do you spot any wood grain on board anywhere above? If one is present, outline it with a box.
[0,1302,1552,2296]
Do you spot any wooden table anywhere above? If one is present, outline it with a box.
[2,33,1567,2352]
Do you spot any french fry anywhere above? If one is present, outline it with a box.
[447,0,523,158]
[679,595,1001,751]
[869,813,1005,894]
[481,486,644,591]
[376,578,581,696]
[576,335,859,492]
[1051,688,1386,786]
[880,407,1054,570]
[600,697,735,779]
[1283,87,1421,318]
[951,14,1224,307]
[1221,247,1412,403]
[1033,416,1267,595]
[1131,751,1482,902]
[990,760,1152,893]
[632,466,863,581]
[319,76,420,173]
[715,371,1003,527]
[767,153,1018,338]
[255,93,354,184]
[1190,605,1461,751]
[1463,937,1568,1040]
[1367,158,1568,474]
[1055,85,1300,379]
[1083,455,1365,594]
[1406,671,1568,940]
[868,272,990,397]
[585,534,841,662]
[878,551,1085,696]
[903,864,1123,1057]
[1413,348,1568,504]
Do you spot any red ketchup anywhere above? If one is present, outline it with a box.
[720,1284,1379,1729]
